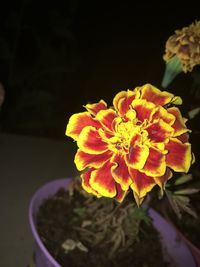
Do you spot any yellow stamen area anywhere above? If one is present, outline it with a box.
[107,116,142,154]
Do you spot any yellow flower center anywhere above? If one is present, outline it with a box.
[108,113,147,154]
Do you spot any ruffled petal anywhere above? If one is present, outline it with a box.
[113,89,139,116]
[126,143,149,170]
[115,183,128,202]
[90,160,117,197]
[140,83,174,106]
[145,119,174,143]
[168,107,190,136]
[166,138,192,172]
[171,95,183,105]
[111,153,132,190]
[84,100,107,116]
[78,126,108,154]
[151,105,175,125]
[96,108,117,131]
[129,168,156,199]
[66,112,101,140]
[75,149,112,171]
[143,146,166,176]
[153,167,173,190]
[177,133,189,143]
[133,191,144,206]
[81,168,101,197]
[131,99,156,122]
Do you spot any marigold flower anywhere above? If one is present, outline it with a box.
[66,84,194,205]
[163,20,200,73]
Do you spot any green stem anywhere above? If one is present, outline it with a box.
[161,56,183,88]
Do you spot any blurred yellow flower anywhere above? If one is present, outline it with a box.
[163,20,200,73]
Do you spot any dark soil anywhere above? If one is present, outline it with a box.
[36,187,170,267]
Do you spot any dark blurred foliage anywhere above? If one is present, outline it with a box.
[0,0,199,140]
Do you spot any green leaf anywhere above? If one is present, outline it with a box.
[176,198,197,218]
[165,189,182,219]
[173,195,190,205]
[174,188,200,195]
[73,207,86,217]
[188,107,200,119]
[133,207,151,225]
[166,190,198,218]
[174,174,193,186]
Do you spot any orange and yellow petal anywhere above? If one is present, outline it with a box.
[143,146,166,176]
[171,95,183,105]
[150,142,166,151]
[111,153,132,190]
[140,83,174,106]
[167,107,190,136]
[84,100,107,116]
[126,144,149,170]
[129,168,156,199]
[145,119,174,143]
[166,138,192,172]
[75,149,112,171]
[151,105,175,125]
[90,160,117,198]
[131,99,156,122]
[153,167,173,190]
[192,153,195,164]
[113,89,139,116]
[115,183,128,203]
[81,168,101,197]
[66,112,101,140]
[133,191,144,206]
[78,126,108,154]
[96,109,117,131]
[177,133,189,143]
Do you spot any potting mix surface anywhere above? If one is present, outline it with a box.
[36,187,170,267]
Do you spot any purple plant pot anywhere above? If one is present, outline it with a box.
[29,178,196,267]
[29,178,71,267]
[148,208,196,267]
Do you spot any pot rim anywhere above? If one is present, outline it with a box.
[28,177,196,267]
[28,178,71,267]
